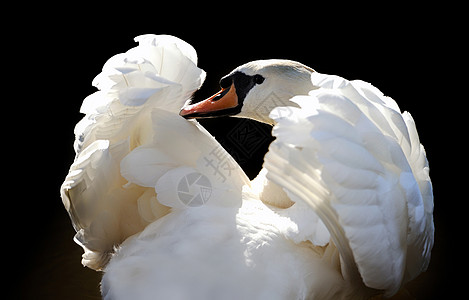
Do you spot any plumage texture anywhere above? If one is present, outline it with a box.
[264,72,433,296]
[102,195,360,300]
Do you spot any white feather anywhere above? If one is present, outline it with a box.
[61,34,207,270]
[102,196,361,300]
[264,72,434,296]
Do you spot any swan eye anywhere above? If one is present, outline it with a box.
[254,74,265,85]
[220,76,232,89]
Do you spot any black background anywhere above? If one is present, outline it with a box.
[8,5,460,299]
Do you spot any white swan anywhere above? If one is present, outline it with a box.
[61,35,433,299]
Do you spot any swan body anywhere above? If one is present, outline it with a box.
[61,35,433,299]
[102,194,362,300]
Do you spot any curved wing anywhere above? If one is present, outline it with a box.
[61,35,248,270]
[264,72,434,296]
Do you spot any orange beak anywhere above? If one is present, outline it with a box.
[180,83,238,118]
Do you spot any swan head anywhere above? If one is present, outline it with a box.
[180,59,316,125]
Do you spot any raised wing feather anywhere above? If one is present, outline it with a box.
[264,72,434,296]
[61,139,155,270]
[60,35,215,270]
